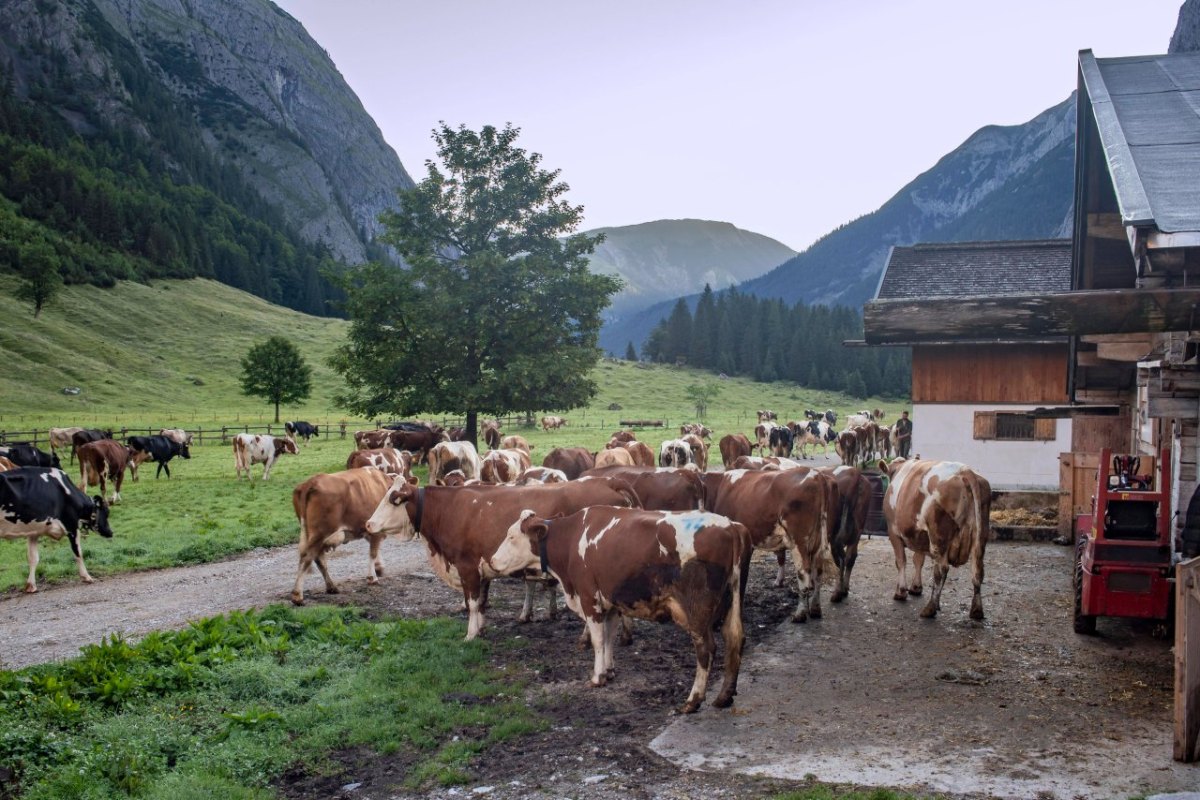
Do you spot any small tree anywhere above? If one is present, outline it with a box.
[624,341,638,362]
[16,242,63,318]
[685,382,720,419]
[240,336,313,423]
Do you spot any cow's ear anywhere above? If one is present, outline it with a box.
[877,458,892,474]
[406,475,419,486]
[519,511,547,541]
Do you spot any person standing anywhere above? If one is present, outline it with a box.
[895,410,913,458]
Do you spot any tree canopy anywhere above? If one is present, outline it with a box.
[331,123,621,444]
[240,336,313,423]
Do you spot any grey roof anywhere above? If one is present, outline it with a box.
[875,239,1072,300]
[1080,50,1200,233]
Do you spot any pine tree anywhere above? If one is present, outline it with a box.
[624,341,637,361]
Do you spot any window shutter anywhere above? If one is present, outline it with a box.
[1034,417,1056,441]
[973,411,997,440]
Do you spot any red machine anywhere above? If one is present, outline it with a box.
[1073,448,1174,634]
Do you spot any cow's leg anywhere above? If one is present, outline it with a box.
[969,540,986,621]
[261,460,272,481]
[366,534,384,585]
[681,622,715,714]
[713,569,745,709]
[518,580,536,623]
[909,549,926,596]
[314,548,338,594]
[921,561,951,618]
[585,617,609,686]
[545,580,559,621]
[774,549,788,587]
[616,613,633,646]
[832,542,858,603]
[791,543,820,622]
[603,614,620,676]
[891,534,909,601]
[24,537,39,593]
[68,530,94,585]
[463,573,488,640]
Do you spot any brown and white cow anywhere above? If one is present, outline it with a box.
[756,410,777,423]
[364,478,640,639]
[158,428,193,447]
[516,467,568,485]
[345,447,414,480]
[49,427,84,463]
[494,507,751,713]
[607,430,638,446]
[680,423,712,440]
[428,441,484,485]
[719,433,752,469]
[540,415,567,431]
[482,420,502,450]
[234,433,299,480]
[593,447,635,469]
[500,435,533,455]
[877,458,991,620]
[291,468,404,604]
[542,447,595,480]
[705,467,834,622]
[754,421,779,456]
[480,448,532,485]
[874,424,893,460]
[77,439,134,504]
[581,465,705,511]
[681,433,708,471]
[354,429,395,451]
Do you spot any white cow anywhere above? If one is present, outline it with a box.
[233,433,298,480]
[428,441,484,485]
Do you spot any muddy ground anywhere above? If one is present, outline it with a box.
[2,535,1193,799]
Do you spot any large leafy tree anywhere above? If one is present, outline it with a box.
[15,241,63,318]
[331,123,621,445]
[240,336,313,423]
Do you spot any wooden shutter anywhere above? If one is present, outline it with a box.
[973,411,997,440]
[1034,418,1056,441]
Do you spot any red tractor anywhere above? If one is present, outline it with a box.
[1073,448,1174,634]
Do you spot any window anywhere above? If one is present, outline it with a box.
[973,411,1055,441]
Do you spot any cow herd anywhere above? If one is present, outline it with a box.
[0,412,992,715]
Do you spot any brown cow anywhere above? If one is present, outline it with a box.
[607,430,638,446]
[500,435,533,454]
[482,420,502,450]
[542,447,595,480]
[345,448,414,480]
[593,447,635,469]
[820,465,872,603]
[290,468,401,604]
[581,465,705,511]
[387,427,449,463]
[615,440,655,467]
[878,458,991,620]
[682,433,708,471]
[835,430,858,466]
[77,440,133,505]
[480,448,532,484]
[364,477,640,639]
[495,507,751,713]
[719,434,752,469]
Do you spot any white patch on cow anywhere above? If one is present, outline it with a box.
[887,460,920,511]
[428,551,463,590]
[922,461,966,493]
[658,511,725,563]
[833,465,853,475]
[579,514,620,561]
[726,469,749,484]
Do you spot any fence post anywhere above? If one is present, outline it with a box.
[340,422,347,439]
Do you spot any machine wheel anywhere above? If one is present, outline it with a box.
[1073,536,1097,635]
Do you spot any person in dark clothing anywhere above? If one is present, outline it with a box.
[895,410,913,459]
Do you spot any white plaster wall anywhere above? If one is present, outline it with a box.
[910,404,1071,490]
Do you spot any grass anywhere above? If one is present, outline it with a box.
[0,606,538,798]
[0,275,908,592]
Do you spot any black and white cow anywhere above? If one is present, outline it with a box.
[824,409,838,426]
[2,443,62,470]
[284,421,320,442]
[128,435,190,479]
[768,425,794,458]
[0,467,114,592]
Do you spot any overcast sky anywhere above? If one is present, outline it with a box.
[275,1,1181,252]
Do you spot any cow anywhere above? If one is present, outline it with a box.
[607,430,638,446]
[0,457,17,472]
[447,427,467,442]
[0,467,113,593]
[803,410,820,421]
[875,424,893,459]
[659,439,693,468]
[594,447,636,469]
[835,430,858,467]
[494,507,751,713]
[718,433,752,469]
[680,423,712,440]
[731,455,804,471]
[609,439,655,467]
[158,428,193,447]
[500,435,533,455]
[581,465,706,511]
[127,435,190,479]
[705,467,834,622]
[284,421,319,442]
[821,465,872,603]
[480,448,532,485]
[233,434,299,480]
[345,447,414,480]
[364,477,641,638]
[542,447,595,480]
[515,467,568,485]
[290,468,400,604]
[540,415,567,431]
[756,410,777,423]
[681,433,709,471]
[354,429,395,450]
[77,440,133,504]
[878,458,991,620]
[3,444,61,470]
[482,420,502,450]
[49,427,84,463]
[754,421,779,456]
[428,441,484,485]
[847,412,871,429]
[768,426,794,458]
[790,421,819,459]
[70,429,113,463]
[824,409,837,426]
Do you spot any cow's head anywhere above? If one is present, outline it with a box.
[50,452,62,470]
[877,458,906,477]
[365,477,421,540]
[489,509,546,575]
[87,495,115,538]
[278,437,300,456]
[178,442,191,460]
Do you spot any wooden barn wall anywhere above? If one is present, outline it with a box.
[912,344,1069,404]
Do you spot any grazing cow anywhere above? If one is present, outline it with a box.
[428,441,484,485]
[480,448,532,485]
[594,447,636,469]
[516,467,568,485]
[158,428,193,447]
[705,467,834,622]
[233,434,299,480]
[718,434,752,469]
[127,435,190,479]
[542,447,595,480]
[500,435,533,454]
[681,433,708,471]
[0,467,113,593]
[494,507,751,713]
[878,458,991,620]
[345,448,414,480]
[364,477,641,638]
[754,421,779,456]
[0,457,17,472]
[835,430,858,467]
[768,426,794,458]
[540,415,567,431]
[77,440,134,504]
[756,410,777,423]
[49,427,84,463]
[4,444,62,470]
[680,423,712,440]
[290,468,398,604]
[581,465,706,511]
[284,421,319,442]
[659,439,693,468]
[482,420,502,450]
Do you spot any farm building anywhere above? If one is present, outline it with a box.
[863,47,1200,760]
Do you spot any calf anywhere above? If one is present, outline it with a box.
[233,433,298,480]
[345,447,414,480]
[77,440,134,504]
[428,441,484,485]
[878,458,991,620]
[291,468,400,604]
[482,420,502,450]
[718,433,752,469]
[284,421,319,442]
[497,507,751,713]
[480,448,532,485]
[542,447,595,480]
[835,430,858,466]
[0,467,113,592]
[128,435,190,479]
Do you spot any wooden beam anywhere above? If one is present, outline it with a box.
[1087,212,1128,240]
[864,288,1200,345]
[1148,396,1199,419]
[1176,557,1200,762]
[1097,341,1155,361]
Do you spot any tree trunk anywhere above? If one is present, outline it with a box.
[466,410,478,451]
[274,400,280,424]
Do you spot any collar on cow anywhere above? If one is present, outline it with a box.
[411,487,424,532]
[539,526,550,574]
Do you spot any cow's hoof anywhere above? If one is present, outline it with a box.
[290,594,305,606]
[969,607,985,621]
[791,611,808,623]
[809,606,822,619]
[831,590,848,603]
[893,591,908,602]
[81,576,94,584]
[679,699,702,714]
[590,676,607,688]
[326,586,340,595]
[23,584,37,594]
[919,606,938,619]
[713,693,735,709]
[516,614,531,624]
[908,586,924,596]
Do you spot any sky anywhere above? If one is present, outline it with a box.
[274,0,1182,253]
